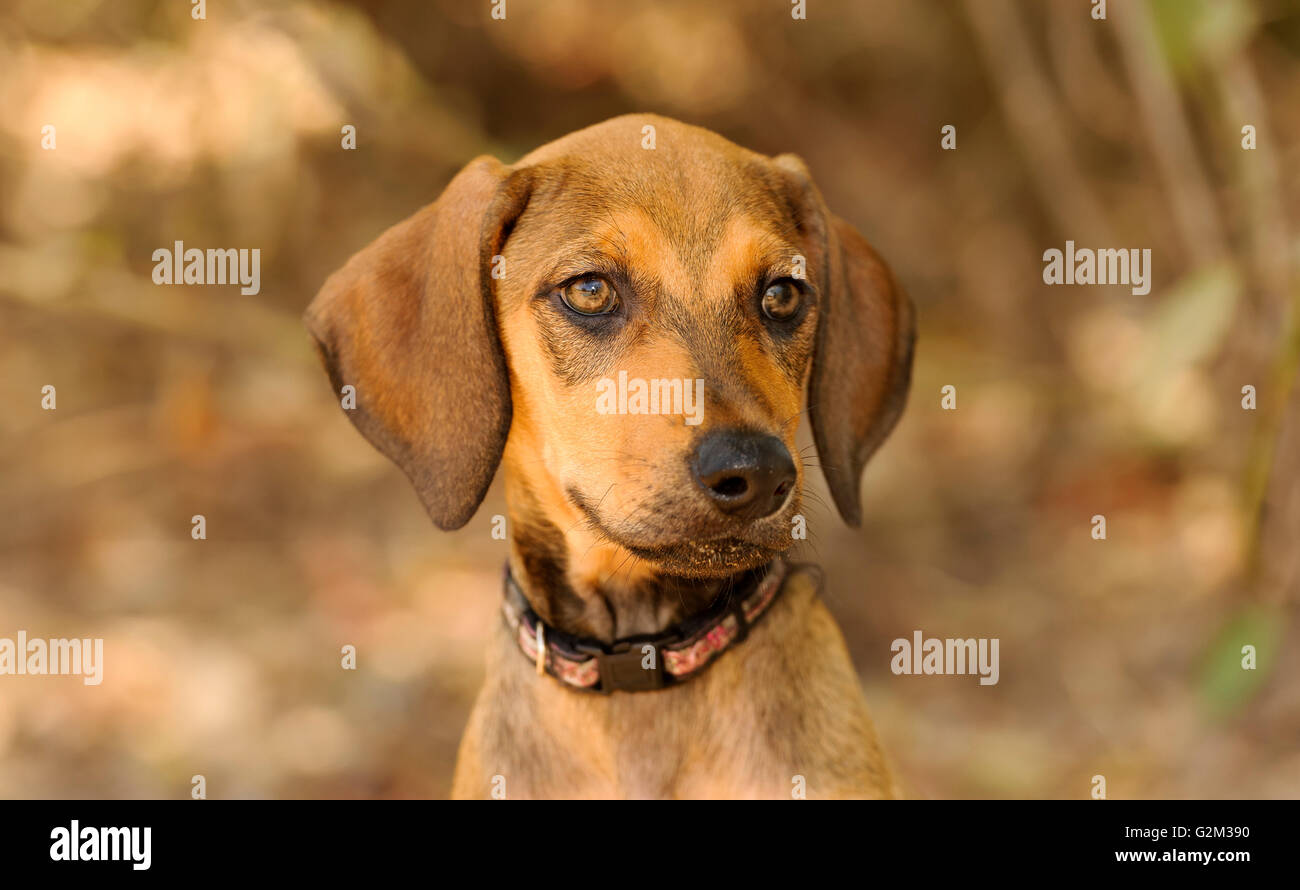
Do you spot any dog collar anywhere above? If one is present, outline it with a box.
[501,558,789,694]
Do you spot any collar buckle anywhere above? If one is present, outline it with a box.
[596,639,665,693]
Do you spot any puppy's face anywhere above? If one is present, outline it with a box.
[495,140,818,576]
[305,115,913,580]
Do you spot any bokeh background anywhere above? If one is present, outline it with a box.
[1,0,1298,799]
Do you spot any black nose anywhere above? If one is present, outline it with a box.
[691,431,796,520]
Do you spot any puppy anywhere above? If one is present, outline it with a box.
[306,114,914,799]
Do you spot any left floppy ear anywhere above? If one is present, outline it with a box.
[304,157,531,530]
[772,154,916,527]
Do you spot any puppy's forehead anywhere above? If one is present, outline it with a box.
[514,116,800,277]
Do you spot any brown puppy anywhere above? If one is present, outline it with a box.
[305,115,914,799]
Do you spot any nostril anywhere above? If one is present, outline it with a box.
[773,479,791,499]
[711,475,749,498]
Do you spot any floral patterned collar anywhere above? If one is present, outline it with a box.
[501,558,790,694]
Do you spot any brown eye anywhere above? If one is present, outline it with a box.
[761,280,801,321]
[560,276,618,316]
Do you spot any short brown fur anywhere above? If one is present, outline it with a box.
[306,115,914,799]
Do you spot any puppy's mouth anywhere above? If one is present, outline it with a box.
[567,487,795,578]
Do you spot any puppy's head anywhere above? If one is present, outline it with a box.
[306,115,913,578]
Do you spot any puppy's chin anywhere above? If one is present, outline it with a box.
[567,483,799,578]
[622,538,786,579]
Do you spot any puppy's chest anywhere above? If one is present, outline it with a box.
[480,639,869,799]
[466,572,890,799]
[510,690,807,800]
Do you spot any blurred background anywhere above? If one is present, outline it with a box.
[1,0,1298,799]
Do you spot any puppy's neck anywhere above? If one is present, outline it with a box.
[503,475,733,642]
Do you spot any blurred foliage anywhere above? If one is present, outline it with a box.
[1199,605,1284,717]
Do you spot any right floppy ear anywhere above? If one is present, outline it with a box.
[304,156,530,530]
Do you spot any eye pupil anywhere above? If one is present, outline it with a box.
[561,276,618,315]
[762,281,801,321]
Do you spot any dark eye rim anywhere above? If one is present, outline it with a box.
[758,277,812,325]
[555,274,621,317]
